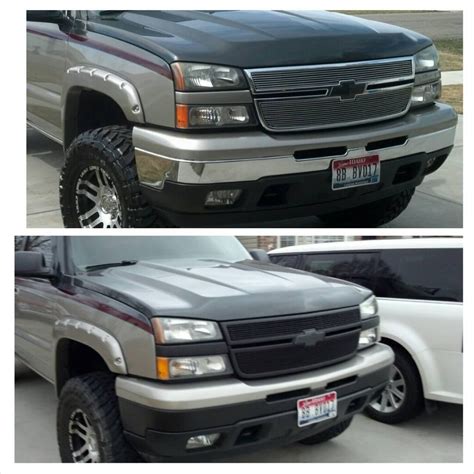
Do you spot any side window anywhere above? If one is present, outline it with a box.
[269,254,299,269]
[375,248,463,302]
[302,252,378,291]
[18,236,54,269]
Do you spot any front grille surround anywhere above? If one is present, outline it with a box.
[244,56,415,132]
[222,307,361,379]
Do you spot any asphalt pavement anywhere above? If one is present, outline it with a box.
[14,360,462,463]
[26,115,463,229]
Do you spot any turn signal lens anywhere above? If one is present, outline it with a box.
[176,104,253,129]
[156,355,231,380]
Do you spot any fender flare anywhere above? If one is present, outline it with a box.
[62,65,145,123]
[53,317,128,375]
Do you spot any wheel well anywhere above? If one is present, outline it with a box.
[64,88,129,148]
[381,337,424,391]
[55,339,110,396]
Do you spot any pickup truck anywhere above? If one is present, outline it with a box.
[27,10,457,228]
[15,236,394,462]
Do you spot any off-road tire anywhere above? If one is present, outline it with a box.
[319,188,415,228]
[365,347,424,424]
[298,417,353,445]
[57,372,141,463]
[59,126,168,228]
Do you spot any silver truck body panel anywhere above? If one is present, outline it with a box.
[27,21,176,142]
[15,277,157,386]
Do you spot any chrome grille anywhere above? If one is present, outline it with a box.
[246,58,414,93]
[257,86,412,132]
[246,57,414,132]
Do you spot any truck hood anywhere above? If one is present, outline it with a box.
[88,10,432,68]
[76,259,371,321]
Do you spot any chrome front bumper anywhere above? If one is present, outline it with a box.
[133,103,457,188]
[116,343,394,411]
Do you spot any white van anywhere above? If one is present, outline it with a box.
[269,238,463,424]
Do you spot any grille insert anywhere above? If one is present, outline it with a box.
[246,58,413,93]
[256,87,412,132]
[223,307,361,379]
[225,307,360,344]
[232,330,360,378]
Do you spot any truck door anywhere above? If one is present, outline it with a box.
[27,11,70,140]
[15,236,58,381]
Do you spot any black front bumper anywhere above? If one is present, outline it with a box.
[119,365,391,461]
[140,147,452,227]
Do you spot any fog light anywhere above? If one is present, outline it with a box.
[358,327,379,350]
[205,189,242,207]
[186,433,221,450]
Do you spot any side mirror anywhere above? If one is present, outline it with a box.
[15,252,51,277]
[27,10,69,24]
[249,249,270,263]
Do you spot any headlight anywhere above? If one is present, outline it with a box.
[358,327,379,350]
[414,45,440,73]
[359,295,378,319]
[172,62,247,91]
[152,317,222,344]
[156,355,232,380]
[176,104,255,129]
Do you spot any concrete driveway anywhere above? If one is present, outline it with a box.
[15,360,462,463]
[26,116,463,228]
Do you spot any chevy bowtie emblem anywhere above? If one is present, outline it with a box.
[331,80,367,101]
[293,329,325,347]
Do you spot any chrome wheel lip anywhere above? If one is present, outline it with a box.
[75,165,122,228]
[370,365,406,414]
[68,408,100,463]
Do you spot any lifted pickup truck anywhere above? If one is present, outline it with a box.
[15,236,393,462]
[27,10,457,228]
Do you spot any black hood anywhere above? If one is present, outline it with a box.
[88,10,432,68]
[76,259,371,321]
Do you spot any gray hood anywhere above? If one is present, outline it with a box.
[77,259,371,321]
[88,10,432,68]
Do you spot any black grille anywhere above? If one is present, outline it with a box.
[223,307,361,379]
[232,330,360,378]
[256,86,412,132]
[225,307,360,344]
[247,58,413,93]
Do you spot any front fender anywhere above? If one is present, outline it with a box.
[62,65,145,123]
[53,317,127,374]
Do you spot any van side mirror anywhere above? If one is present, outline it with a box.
[249,249,270,263]
[15,252,51,277]
[27,10,69,24]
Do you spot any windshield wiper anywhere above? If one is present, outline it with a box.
[84,260,138,272]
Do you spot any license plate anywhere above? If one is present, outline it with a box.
[297,392,337,427]
[332,154,380,190]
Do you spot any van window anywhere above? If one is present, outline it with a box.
[269,254,300,268]
[375,248,462,302]
[301,252,378,290]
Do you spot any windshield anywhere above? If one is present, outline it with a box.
[70,236,250,271]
